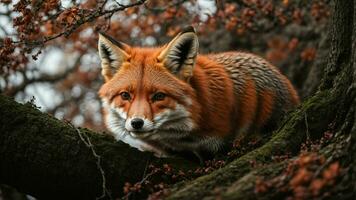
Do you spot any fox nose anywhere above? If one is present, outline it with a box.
[131,118,144,130]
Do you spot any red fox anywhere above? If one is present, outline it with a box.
[98,26,299,161]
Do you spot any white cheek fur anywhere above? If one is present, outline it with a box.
[153,104,195,132]
[105,107,146,149]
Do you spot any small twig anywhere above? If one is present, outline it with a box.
[304,113,310,140]
[121,157,153,200]
[312,155,333,179]
[122,171,155,200]
[144,0,188,13]
[141,158,151,180]
[69,123,111,200]
[2,0,147,48]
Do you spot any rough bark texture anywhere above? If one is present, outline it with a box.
[0,95,194,199]
[0,0,355,199]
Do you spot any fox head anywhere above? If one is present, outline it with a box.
[98,26,202,140]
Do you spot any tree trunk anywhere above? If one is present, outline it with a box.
[0,0,355,199]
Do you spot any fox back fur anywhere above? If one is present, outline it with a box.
[98,26,299,161]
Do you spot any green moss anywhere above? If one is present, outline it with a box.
[165,89,340,200]
[0,95,195,199]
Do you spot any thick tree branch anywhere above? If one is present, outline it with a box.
[0,94,193,199]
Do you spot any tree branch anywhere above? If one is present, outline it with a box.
[7,0,148,48]
[0,94,193,199]
[4,55,82,96]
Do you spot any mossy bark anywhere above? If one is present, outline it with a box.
[0,95,194,199]
[165,91,338,200]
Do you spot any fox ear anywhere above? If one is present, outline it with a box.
[158,26,199,81]
[98,32,130,81]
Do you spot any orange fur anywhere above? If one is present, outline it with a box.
[99,48,196,120]
[99,46,235,136]
[191,57,235,136]
[256,90,275,126]
[98,29,300,158]
[236,78,258,131]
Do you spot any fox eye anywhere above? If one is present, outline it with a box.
[152,92,166,101]
[120,92,131,101]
